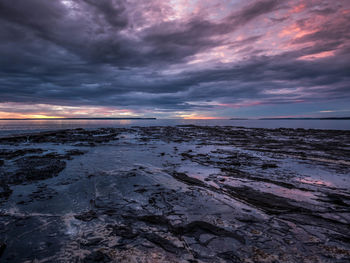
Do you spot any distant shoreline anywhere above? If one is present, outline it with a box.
[0,117,157,120]
[228,117,350,120]
[257,117,350,120]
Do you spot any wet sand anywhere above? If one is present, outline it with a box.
[0,126,349,262]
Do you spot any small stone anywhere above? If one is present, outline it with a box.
[74,210,98,222]
[262,163,278,169]
[0,242,6,257]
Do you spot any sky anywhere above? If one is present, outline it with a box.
[0,0,349,119]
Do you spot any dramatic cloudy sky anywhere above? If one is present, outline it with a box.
[0,0,349,118]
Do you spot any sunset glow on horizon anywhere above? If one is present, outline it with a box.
[0,0,349,119]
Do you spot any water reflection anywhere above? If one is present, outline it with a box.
[296,177,333,187]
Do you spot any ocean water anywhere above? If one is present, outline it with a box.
[0,119,349,137]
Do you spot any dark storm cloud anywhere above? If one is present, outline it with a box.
[0,0,349,117]
[229,0,282,24]
[83,0,128,28]
[0,0,282,69]
[143,0,281,51]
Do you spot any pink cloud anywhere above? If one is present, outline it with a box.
[298,50,335,60]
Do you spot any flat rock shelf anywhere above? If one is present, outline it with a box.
[0,126,349,262]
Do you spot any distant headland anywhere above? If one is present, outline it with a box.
[258,117,350,120]
[229,117,350,120]
[0,117,157,120]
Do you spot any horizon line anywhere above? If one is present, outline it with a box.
[0,117,349,121]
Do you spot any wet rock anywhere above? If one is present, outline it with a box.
[261,163,278,169]
[320,192,350,207]
[220,167,246,176]
[0,181,12,199]
[174,221,245,244]
[217,251,242,263]
[143,233,182,254]
[199,234,215,244]
[0,128,120,145]
[102,209,117,216]
[74,210,98,222]
[65,149,86,156]
[11,156,66,184]
[0,148,44,159]
[80,238,103,248]
[108,224,139,239]
[148,197,156,204]
[224,185,308,215]
[0,126,349,262]
[322,245,350,259]
[82,251,111,263]
[138,215,171,226]
[172,172,205,187]
[0,242,6,258]
[134,188,147,194]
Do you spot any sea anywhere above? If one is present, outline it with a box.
[0,119,349,137]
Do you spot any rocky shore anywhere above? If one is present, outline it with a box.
[0,126,349,262]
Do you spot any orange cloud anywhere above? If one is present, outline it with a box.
[0,103,139,119]
[0,112,64,119]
